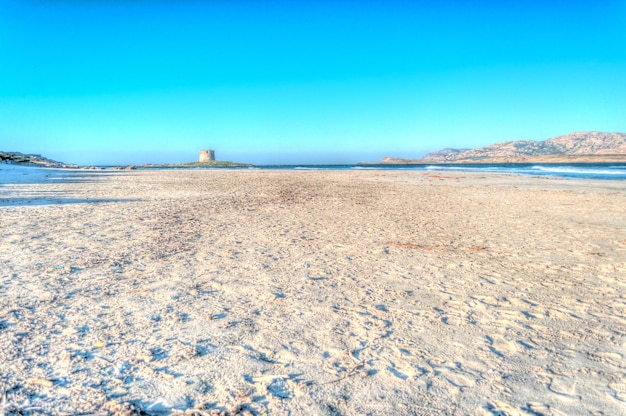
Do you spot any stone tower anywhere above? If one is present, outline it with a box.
[199,149,215,162]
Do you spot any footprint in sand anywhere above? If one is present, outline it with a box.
[479,400,527,416]
[438,300,469,325]
[267,378,292,399]
[443,371,475,390]
[274,348,298,364]
[427,361,477,393]
[387,365,411,381]
[386,354,423,381]
[547,376,580,399]
[484,335,519,358]
[608,380,626,401]
[524,402,568,416]
[588,351,623,367]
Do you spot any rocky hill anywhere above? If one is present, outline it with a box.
[421,148,470,160]
[0,151,78,168]
[418,131,626,163]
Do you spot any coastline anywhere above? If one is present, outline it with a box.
[0,151,250,171]
[366,154,626,165]
[1,169,625,414]
[4,156,626,183]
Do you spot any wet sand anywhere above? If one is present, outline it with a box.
[1,165,625,415]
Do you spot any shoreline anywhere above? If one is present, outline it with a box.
[5,162,626,184]
[363,154,626,165]
[1,169,625,414]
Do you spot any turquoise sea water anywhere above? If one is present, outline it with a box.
[3,163,626,182]
[134,163,626,181]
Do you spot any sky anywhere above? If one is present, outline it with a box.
[1,1,625,165]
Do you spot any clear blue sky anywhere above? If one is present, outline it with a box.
[1,1,625,165]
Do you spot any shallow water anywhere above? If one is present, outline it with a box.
[137,162,626,180]
[3,162,626,181]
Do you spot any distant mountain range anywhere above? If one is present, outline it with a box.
[380,131,626,164]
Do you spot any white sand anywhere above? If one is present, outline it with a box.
[1,166,625,415]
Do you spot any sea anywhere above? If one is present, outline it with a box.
[131,163,626,181]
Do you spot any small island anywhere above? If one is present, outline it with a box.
[137,160,251,168]
[134,149,251,168]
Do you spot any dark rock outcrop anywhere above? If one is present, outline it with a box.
[1,151,71,167]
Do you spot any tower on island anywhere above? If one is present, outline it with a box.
[199,149,215,162]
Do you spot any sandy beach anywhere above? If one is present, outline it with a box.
[1,165,625,415]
